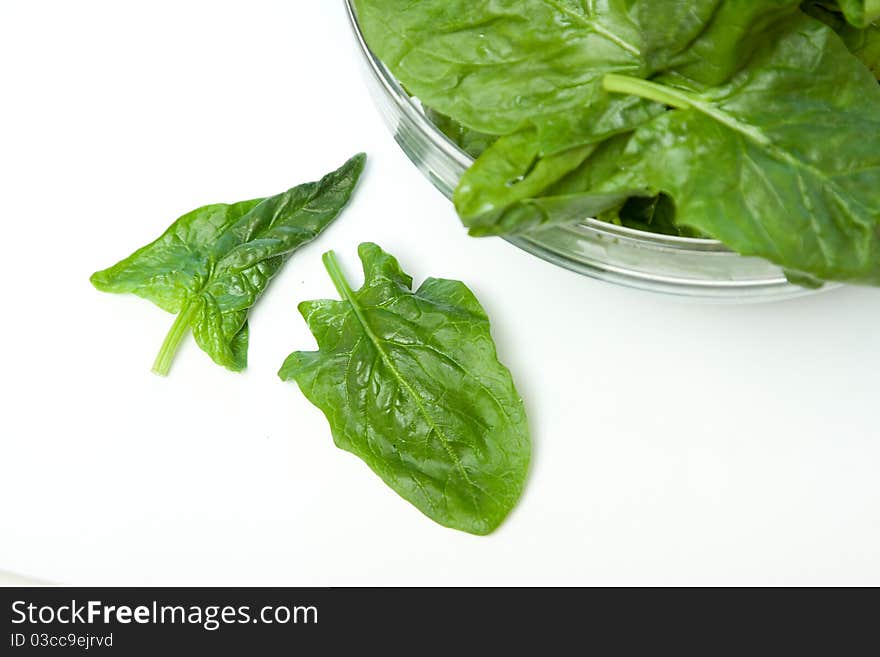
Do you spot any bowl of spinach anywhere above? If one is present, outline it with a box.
[345,0,880,300]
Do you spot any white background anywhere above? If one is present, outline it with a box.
[1,1,879,586]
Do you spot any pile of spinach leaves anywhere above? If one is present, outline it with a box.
[355,0,880,285]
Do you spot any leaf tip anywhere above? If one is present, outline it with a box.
[356,241,381,261]
[343,152,368,180]
[466,226,495,238]
[278,352,301,382]
[358,242,414,289]
[89,269,110,290]
[296,299,314,320]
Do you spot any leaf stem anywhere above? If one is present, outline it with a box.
[322,250,355,300]
[603,74,772,146]
[322,249,385,350]
[602,74,694,110]
[152,302,197,377]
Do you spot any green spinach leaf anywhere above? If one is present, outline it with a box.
[456,130,641,235]
[92,153,366,375]
[355,0,665,234]
[452,100,662,235]
[804,1,880,77]
[356,0,808,235]
[853,24,880,77]
[610,194,705,238]
[836,0,880,27]
[279,243,530,535]
[354,0,649,151]
[600,14,880,284]
[360,1,880,285]
[636,0,802,86]
[424,108,496,159]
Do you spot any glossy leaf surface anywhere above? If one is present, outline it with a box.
[92,154,366,374]
[804,1,880,76]
[356,0,817,236]
[837,0,880,27]
[360,1,880,285]
[600,15,880,284]
[279,243,530,535]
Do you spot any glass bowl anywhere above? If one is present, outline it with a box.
[345,0,828,301]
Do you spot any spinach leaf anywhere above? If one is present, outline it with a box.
[279,243,530,535]
[354,0,649,152]
[836,0,880,27]
[610,195,705,238]
[804,1,880,77]
[833,23,880,80]
[600,14,880,284]
[424,108,495,159]
[358,0,810,236]
[362,1,880,284]
[456,130,642,235]
[853,24,880,77]
[452,100,662,235]
[636,0,802,86]
[355,0,664,234]
[92,153,366,375]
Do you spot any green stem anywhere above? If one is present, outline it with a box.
[322,250,355,299]
[603,73,771,147]
[322,250,381,344]
[602,74,694,110]
[152,302,197,377]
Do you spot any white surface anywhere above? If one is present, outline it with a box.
[1,1,879,587]
[0,571,47,587]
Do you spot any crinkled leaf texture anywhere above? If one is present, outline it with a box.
[279,243,530,535]
[600,14,880,284]
[91,153,366,374]
[354,0,649,149]
[355,0,811,234]
[804,0,880,77]
[358,2,880,285]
